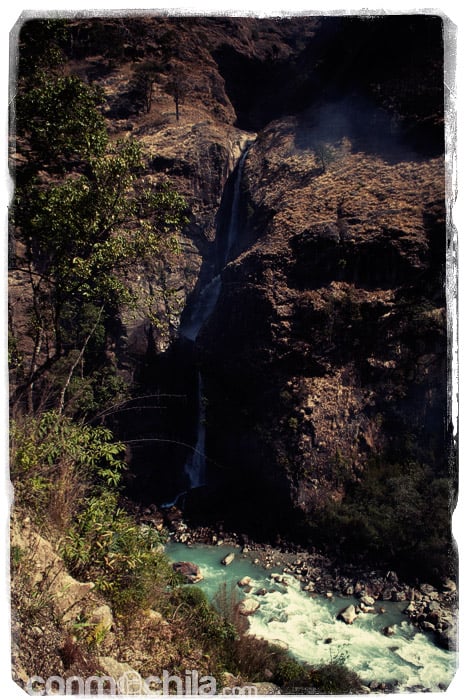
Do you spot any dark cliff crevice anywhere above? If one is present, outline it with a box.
[212,46,307,131]
[213,15,444,155]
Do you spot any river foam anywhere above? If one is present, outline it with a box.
[165,542,456,692]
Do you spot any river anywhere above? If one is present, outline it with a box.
[165,542,456,693]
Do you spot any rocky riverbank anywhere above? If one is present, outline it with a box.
[133,501,457,654]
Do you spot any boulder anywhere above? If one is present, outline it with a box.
[172,561,203,583]
[360,603,375,613]
[248,682,281,695]
[238,598,260,616]
[11,520,95,624]
[221,552,235,566]
[255,588,268,596]
[338,604,357,625]
[385,570,399,584]
[422,621,436,632]
[98,657,147,695]
[146,610,163,626]
[360,594,375,606]
[427,600,441,613]
[442,578,457,594]
[238,576,252,588]
[383,626,395,637]
[403,601,416,614]
[436,624,458,651]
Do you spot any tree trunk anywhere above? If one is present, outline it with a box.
[57,306,104,415]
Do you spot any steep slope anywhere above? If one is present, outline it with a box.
[10,15,450,568]
[197,113,447,540]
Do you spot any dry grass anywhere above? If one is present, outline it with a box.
[246,119,443,251]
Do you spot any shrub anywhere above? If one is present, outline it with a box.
[10,411,175,614]
[62,491,171,612]
[274,658,312,687]
[170,587,236,646]
[10,411,126,531]
[310,658,363,694]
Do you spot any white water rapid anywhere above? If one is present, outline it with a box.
[166,543,457,693]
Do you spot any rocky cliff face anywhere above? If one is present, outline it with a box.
[197,113,447,531]
[11,14,449,542]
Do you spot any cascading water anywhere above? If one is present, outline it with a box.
[178,141,254,492]
[181,144,252,343]
[180,276,221,343]
[224,146,249,262]
[183,372,207,488]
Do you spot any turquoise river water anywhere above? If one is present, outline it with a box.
[165,542,456,692]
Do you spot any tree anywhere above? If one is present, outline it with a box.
[11,22,189,414]
[129,60,161,114]
[165,65,188,122]
[313,141,336,174]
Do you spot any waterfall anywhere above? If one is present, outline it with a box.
[181,142,253,343]
[177,141,254,494]
[180,275,221,342]
[224,147,249,263]
[184,372,207,488]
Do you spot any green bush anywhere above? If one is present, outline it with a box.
[62,490,168,610]
[310,659,363,694]
[274,658,312,687]
[10,411,175,614]
[10,411,126,529]
[170,587,236,648]
[312,458,454,581]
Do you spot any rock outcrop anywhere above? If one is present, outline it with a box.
[197,113,447,539]
[11,517,96,625]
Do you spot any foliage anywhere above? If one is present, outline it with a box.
[10,411,126,529]
[62,491,170,612]
[17,19,68,85]
[165,65,188,121]
[128,60,162,114]
[169,586,236,661]
[10,412,175,615]
[16,74,108,172]
[309,657,363,694]
[11,26,189,415]
[314,458,454,581]
[16,141,185,309]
